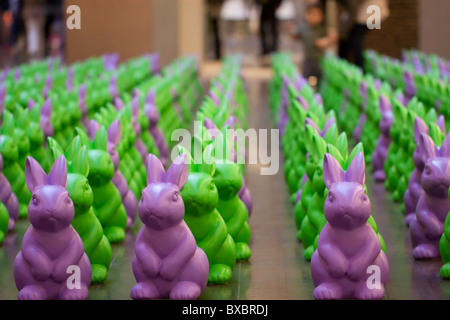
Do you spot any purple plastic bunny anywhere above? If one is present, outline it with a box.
[40,98,54,143]
[311,152,389,300]
[372,95,393,182]
[109,75,119,100]
[404,71,416,103]
[131,153,209,300]
[409,132,450,259]
[144,88,168,167]
[14,155,92,300]
[89,120,138,229]
[0,133,19,231]
[42,75,53,99]
[131,91,149,165]
[352,82,368,143]
[404,117,430,227]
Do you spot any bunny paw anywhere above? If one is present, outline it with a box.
[404,214,415,227]
[413,244,439,259]
[91,264,108,285]
[440,264,450,279]
[104,227,125,244]
[208,264,232,284]
[59,285,89,300]
[313,284,342,300]
[304,246,315,261]
[236,243,251,261]
[170,281,201,300]
[130,282,160,300]
[355,284,385,300]
[18,286,47,300]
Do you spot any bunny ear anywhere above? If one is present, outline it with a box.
[326,144,345,167]
[305,117,319,133]
[92,126,108,151]
[414,117,428,142]
[146,88,156,104]
[436,115,446,134]
[107,119,121,146]
[25,156,48,192]
[164,153,189,189]
[335,132,348,160]
[439,132,450,157]
[70,146,89,177]
[323,153,345,189]
[379,95,391,113]
[322,116,336,135]
[345,152,365,185]
[131,94,140,118]
[147,153,166,184]
[177,145,194,172]
[75,127,92,148]
[419,133,438,163]
[48,155,68,188]
[323,123,338,143]
[197,143,215,176]
[88,119,101,141]
[41,98,52,117]
[65,136,82,161]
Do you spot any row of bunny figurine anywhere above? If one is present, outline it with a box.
[5,53,251,300]
[321,52,450,285]
[0,54,206,299]
[269,53,389,300]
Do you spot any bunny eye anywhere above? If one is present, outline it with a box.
[31,195,40,206]
[328,193,335,203]
[85,181,90,191]
[361,195,369,202]
[66,196,72,205]
[209,181,215,190]
[172,192,179,202]
[425,166,432,175]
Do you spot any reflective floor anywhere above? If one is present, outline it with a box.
[1,76,450,300]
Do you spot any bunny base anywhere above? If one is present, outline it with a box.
[14,248,91,300]
[311,229,389,300]
[131,227,209,300]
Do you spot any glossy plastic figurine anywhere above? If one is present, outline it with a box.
[76,125,128,244]
[131,153,209,300]
[14,155,92,300]
[49,137,112,285]
[179,145,237,284]
[410,132,450,259]
[145,88,169,167]
[0,110,30,219]
[0,132,19,232]
[371,95,393,182]
[311,152,389,300]
[213,132,251,261]
[90,119,138,229]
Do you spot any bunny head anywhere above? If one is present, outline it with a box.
[379,95,393,135]
[25,155,74,232]
[0,111,19,164]
[27,106,45,146]
[144,88,160,127]
[139,153,188,230]
[13,107,31,156]
[413,117,429,170]
[211,132,242,200]
[89,119,121,170]
[179,144,219,215]
[419,132,450,198]
[76,126,115,187]
[323,152,371,229]
[51,136,93,212]
[40,97,54,138]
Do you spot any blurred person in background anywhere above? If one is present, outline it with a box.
[9,0,25,56]
[207,0,224,60]
[0,0,10,48]
[289,2,332,83]
[22,0,47,61]
[257,0,283,56]
[335,0,389,68]
[44,0,62,57]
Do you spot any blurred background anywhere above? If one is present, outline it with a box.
[0,0,448,72]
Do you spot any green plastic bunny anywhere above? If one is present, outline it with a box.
[76,126,127,244]
[179,144,237,284]
[48,136,113,284]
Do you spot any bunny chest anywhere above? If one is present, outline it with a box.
[418,194,450,222]
[323,223,379,258]
[27,227,80,261]
[141,223,191,258]
[185,210,228,242]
